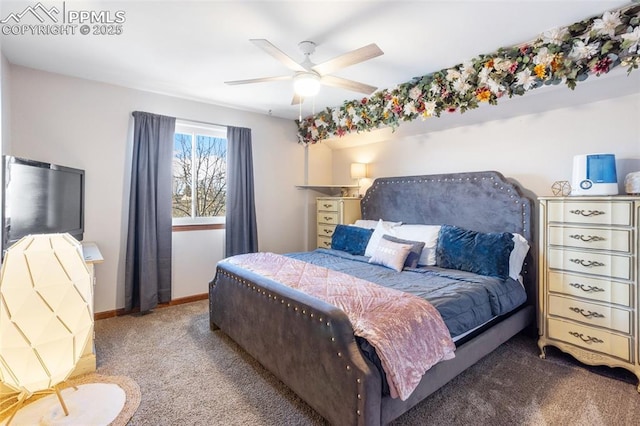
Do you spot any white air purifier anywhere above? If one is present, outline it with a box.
[571,153,618,196]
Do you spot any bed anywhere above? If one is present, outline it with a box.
[209,170,535,425]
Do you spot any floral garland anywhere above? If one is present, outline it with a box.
[297,4,640,145]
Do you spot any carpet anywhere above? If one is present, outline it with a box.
[0,374,140,426]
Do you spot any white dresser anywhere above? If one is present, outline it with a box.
[316,197,361,249]
[538,196,640,391]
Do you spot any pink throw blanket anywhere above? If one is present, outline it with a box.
[225,252,455,400]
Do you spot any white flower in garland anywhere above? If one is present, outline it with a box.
[533,47,554,66]
[592,10,622,38]
[541,27,569,45]
[478,66,491,84]
[429,82,441,96]
[331,108,341,124]
[487,78,505,95]
[446,69,461,82]
[460,61,475,80]
[516,68,536,90]
[622,26,640,53]
[403,102,417,116]
[452,78,471,93]
[423,101,437,118]
[409,86,422,100]
[314,118,326,128]
[569,39,600,61]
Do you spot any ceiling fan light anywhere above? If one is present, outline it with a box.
[293,72,321,97]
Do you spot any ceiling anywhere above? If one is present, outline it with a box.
[0,0,637,121]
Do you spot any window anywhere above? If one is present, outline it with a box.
[172,121,227,225]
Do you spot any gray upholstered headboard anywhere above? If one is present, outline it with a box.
[360,170,535,302]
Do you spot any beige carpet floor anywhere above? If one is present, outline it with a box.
[94,300,640,425]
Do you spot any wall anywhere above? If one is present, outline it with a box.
[8,65,307,314]
[329,88,640,200]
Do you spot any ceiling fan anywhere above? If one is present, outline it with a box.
[224,39,384,105]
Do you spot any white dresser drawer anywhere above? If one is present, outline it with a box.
[547,317,631,362]
[317,236,332,249]
[548,271,631,307]
[317,224,336,238]
[548,248,632,281]
[317,199,339,212]
[317,212,339,225]
[548,294,631,334]
[546,200,632,226]
[548,226,631,253]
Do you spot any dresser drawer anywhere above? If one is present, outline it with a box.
[317,224,336,238]
[548,271,631,307]
[548,226,631,253]
[317,199,339,212]
[317,236,332,249]
[317,212,339,225]
[548,248,632,280]
[547,317,631,362]
[547,200,632,226]
[548,294,631,334]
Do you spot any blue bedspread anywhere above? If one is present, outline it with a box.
[286,248,527,338]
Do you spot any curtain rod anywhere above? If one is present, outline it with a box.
[175,117,227,128]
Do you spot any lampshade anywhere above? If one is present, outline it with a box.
[0,233,93,396]
[350,163,368,180]
[293,72,321,97]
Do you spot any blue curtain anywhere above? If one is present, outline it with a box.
[125,111,175,312]
[225,126,258,256]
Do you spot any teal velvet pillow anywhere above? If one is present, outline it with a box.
[331,224,373,256]
[436,224,514,279]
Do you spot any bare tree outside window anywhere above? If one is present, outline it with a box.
[173,131,226,219]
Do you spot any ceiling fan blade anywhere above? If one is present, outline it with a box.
[321,75,377,95]
[251,39,306,72]
[224,75,291,85]
[291,94,305,105]
[312,43,383,75]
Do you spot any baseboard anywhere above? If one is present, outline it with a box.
[94,293,208,320]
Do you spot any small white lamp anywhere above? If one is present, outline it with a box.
[0,233,93,425]
[350,163,368,197]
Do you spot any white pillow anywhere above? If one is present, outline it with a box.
[368,237,413,272]
[352,219,402,230]
[393,224,441,266]
[509,233,530,281]
[364,220,400,257]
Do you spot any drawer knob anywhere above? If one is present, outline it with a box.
[323,204,332,208]
[569,282,605,293]
[569,234,606,243]
[568,331,604,344]
[569,307,605,319]
[569,209,605,217]
[569,258,605,268]
[323,229,333,234]
[324,216,334,221]
[323,241,331,247]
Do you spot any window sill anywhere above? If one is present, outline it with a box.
[172,223,225,232]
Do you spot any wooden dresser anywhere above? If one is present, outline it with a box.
[538,196,640,391]
[316,197,361,249]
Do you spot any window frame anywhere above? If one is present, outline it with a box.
[172,121,227,227]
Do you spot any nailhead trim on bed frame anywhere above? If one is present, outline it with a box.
[213,269,365,416]
[362,174,529,235]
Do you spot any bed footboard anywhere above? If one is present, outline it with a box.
[210,261,383,426]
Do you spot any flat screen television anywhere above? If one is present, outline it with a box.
[2,156,85,254]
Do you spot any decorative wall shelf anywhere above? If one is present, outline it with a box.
[295,184,359,197]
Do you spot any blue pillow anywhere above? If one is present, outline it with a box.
[436,224,514,279]
[382,235,425,268]
[331,225,374,256]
